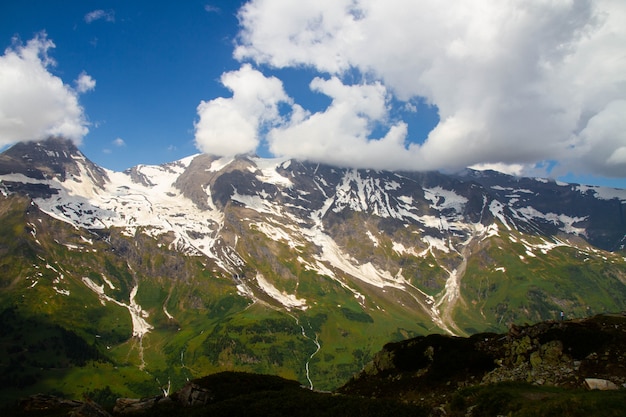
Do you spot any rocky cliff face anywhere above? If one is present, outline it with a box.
[340,313,626,404]
[0,136,108,186]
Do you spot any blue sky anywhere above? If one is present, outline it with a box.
[1,1,625,188]
[1,0,244,169]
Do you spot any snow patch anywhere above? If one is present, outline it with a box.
[384,180,401,190]
[176,154,199,169]
[518,206,587,236]
[397,195,413,205]
[251,157,293,187]
[82,277,153,338]
[489,200,511,230]
[251,222,302,249]
[53,287,70,296]
[101,274,116,290]
[366,230,379,247]
[255,272,307,310]
[424,187,468,213]
[232,190,283,217]
[422,235,450,254]
[207,156,234,172]
[128,285,153,338]
[306,228,406,289]
[483,223,499,239]
[332,170,402,219]
[576,185,626,202]
[162,305,174,320]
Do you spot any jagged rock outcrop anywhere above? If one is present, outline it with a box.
[0,137,108,186]
[68,400,113,417]
[18,394,111,417]
[19,394,83,411]
[113,396,171,415]
[174,382,214,406]
[340,313,626,403]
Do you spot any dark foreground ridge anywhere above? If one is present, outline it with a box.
[340,313,626,415]
[8,314,626,417]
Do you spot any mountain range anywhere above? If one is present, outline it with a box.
[1,137,625,401]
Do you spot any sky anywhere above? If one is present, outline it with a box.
[1,0,625,188]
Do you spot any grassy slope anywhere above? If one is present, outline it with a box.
[458,227,626,334]
[2,195,626,405]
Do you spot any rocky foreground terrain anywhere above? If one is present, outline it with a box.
[340,313,626,406]
[9,313,626,417]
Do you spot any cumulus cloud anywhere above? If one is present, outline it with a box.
[194,64,291,156]
[75,72,96,93]
[229,0,626,177]
[85,9,115,24]
[0,33,93,147]
[268,77,414,169]
[559,100,626,178]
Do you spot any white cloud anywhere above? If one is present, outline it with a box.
[194,64,291,156]
[235,0,362,72]
[204,5,220,13]
[268,77,414,169]
[469,163,526,177]
[75,72,96,93]
[113,137,126,147]
[85,9,115,24]
[559,99,626,178]
[102,137,125,155]
[0,33,92,147]
[233,0,626,178]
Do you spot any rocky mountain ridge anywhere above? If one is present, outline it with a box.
[1,137,626,399]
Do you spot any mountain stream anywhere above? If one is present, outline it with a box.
[290,313,321,390]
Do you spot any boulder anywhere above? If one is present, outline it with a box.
[69,399,113,417]
[113,396,169,415]
[19,394,111,417]
[584,378,619,390]
[19,394,82,411]
[175,382,214,406]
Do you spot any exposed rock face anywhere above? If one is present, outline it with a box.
[113,396,171,415]
[69,400,114,417]
[19,394,111,417]
[0,137,108,186]
[340,313,626,402]
[112,373,297,414]
[174,382,214,406]
[482,315,626,388]
[19,394,83,411]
